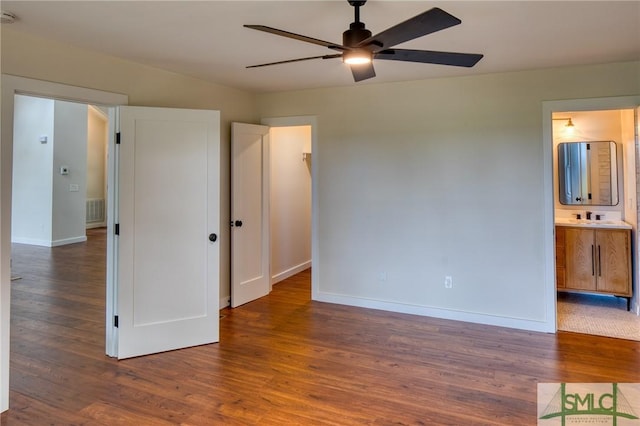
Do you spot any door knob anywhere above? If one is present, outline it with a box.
[208,233,217,242]
[235,220,243,227]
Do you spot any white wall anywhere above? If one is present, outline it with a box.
[257,60,640,331]
[51,101,88,246]
[87,106,107,201]
[11,95,55,245]
[270,126,312,284]
[12,96,88,247]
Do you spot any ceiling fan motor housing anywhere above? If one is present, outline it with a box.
[343,22,372,47]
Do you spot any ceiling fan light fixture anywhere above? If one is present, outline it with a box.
[245,1,483,82]
[343,49,372,65]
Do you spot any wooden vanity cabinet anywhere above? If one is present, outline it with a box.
[556,226,632,301]
[555,229,565,289]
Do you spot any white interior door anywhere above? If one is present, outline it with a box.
[231,123,270,307]
[117,106,220,359]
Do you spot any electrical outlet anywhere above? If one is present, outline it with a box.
[444,276,453,288]
[378,271,388,282]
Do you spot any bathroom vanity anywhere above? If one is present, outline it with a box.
[555,219,632,310]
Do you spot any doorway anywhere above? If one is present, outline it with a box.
[263,116,317,299]
[544,97,640,340]
[1,75,127,411]
[229,119,314,308]
[9,95,113,406]
[10,93,115,350]
[269,125,312,286]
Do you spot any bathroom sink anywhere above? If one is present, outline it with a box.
[569,220,615,224]
[555,218,631,229]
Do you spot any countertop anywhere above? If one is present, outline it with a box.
[555,218,632,229]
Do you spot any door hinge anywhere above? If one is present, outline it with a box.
[116,132,121,144]
[115,223,120,235]
[114,315,119,328]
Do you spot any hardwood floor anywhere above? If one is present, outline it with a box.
[3,228,640,425]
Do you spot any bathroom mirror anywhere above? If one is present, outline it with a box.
[557,141,618,206]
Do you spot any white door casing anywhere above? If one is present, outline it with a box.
[1,76,129,412]
[117,106,220,359]
[231,123,270,308]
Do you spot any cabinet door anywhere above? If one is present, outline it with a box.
[565,228,596,291]
[596,229,631,295]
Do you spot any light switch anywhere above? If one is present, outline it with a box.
[60,166,69,175]
[69,184,79,192]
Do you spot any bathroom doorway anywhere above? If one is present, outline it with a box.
[546,99,640,340]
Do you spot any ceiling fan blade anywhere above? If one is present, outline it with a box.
[247,54,342,68]
[376,49,483,67]
[244,25,346,51]
[358,8,461,51]
[350,62,376,82]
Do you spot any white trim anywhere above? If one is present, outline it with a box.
[10,238,49,246]
[541,104,557,334]
[86,222,107,230]
[271,261,312,285]
[315,291,555,333]
[13,236,93,248]
[105,107,120,357]
[1,75,128,413]
[51,236,87,247]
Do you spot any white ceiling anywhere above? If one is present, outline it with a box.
[2,1,639,93]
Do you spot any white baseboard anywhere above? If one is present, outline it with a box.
[86,222,106,229]
[271,261,311,285]
[51,236,87,247]
[313,291,555,333]
[11,237,51,246]
[11,235,87,247]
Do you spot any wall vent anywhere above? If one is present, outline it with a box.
[86,198,105,223]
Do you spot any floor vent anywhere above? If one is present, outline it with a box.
[86,198,105,223]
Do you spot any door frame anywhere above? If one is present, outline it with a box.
[261,116,318,298]
[0,75,128,411]
[542,95,640,333]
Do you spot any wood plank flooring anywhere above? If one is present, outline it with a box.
[3,228,640,425]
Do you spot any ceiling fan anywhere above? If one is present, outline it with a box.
[244,0,483,82]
